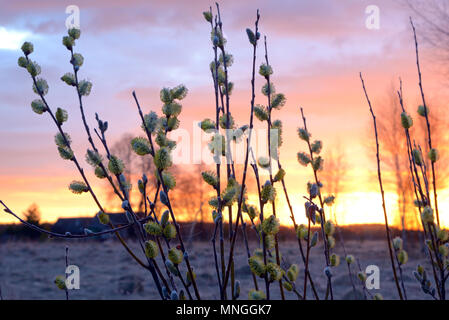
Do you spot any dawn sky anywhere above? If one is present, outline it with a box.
[1,0,448,227]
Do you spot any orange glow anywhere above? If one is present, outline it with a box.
[2,1,449,232]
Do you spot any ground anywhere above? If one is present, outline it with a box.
[0,239,434,300]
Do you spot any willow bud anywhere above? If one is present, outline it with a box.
[131,137,151,156]
[203,11,212,23]
[392,237,403,250]
[428,148,439,163]
[298,128,310,142]
[248,289,266,300]
[412,149,423,166]
[324,195,335,206]
[160,190,169,206]
[142,112,159,133]
[61,72,76,86]
[437,229,449,242]
[262,82,275,96]
[154,147,172,170]
[246,28,256,45]
[266,262,283,282]
[261,181,276,204]
[417,105,429,117]
[31,99,47,114]
[170,290,179,300]
[327,235,336,249]
[259,63,273,78]
[358,271,367,282]
[186,270,196,286]
[144,221,162,236]
[68,28,81,39]
[62,36,74,50]
[199,118,216,131]
[94,166,107,179]
[248,256,265,277]
[168,248,184,265]
[397,250,408,265]
[264,234,275,250]
[69,180,89,194]
[270,93,286,109]
[439,245,449,257]
[297,152,311,166]
[55,108,68,125]
[78,80,92,96]
[160,210,170,226]
[311,140,323,154]
[145,240,159,259]
[247,206,258,220]
[54,276,66,290]
[324,220,335,236]
[163,223,177,240]
[296,224,308,240]
[71,53,84,68]
[262,215,280,235]
[18,56,28,68]
[21,42,34,55]
[165,260,179,276]
[373,293,384,300]
[254,105,269,121]
[421,206,434,224]
[58,146,74,160]
[33,78,49,96]
[400,112,413,129]
[108,155,124,175]
[273,168,286,182]
[287,264,299,282]
[312,156,324,171]
[310,231,318,247]
[97,211,110,225]
[26,60,41,77]
[345,255,355,264]
[330,254,340,267]
[202,171,218,188]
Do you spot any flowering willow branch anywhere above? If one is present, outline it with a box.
[132,90,201,300]
[18,41,151,282]
[251,159,271,299]
[215,9,261,298]
[63,42,123,202]
[276,159,319,299]
[410,17,440,227]
[298,107,336,300]
[205,5,226,299]
[262,35,285,300]
[397,79,447,300]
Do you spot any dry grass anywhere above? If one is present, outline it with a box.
[0,239,431,300]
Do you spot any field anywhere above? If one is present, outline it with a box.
[0,238,431,300]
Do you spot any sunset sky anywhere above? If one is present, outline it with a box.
[1,0,448,228]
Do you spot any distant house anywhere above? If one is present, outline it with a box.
[51,213,135,239]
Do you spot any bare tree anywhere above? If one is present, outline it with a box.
[105,133,155,212]
[376,87,418,234]
[320,143,348,223]
[368,83,449,236]
[406,0,449,72]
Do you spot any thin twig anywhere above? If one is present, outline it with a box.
[360,72,404,300]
